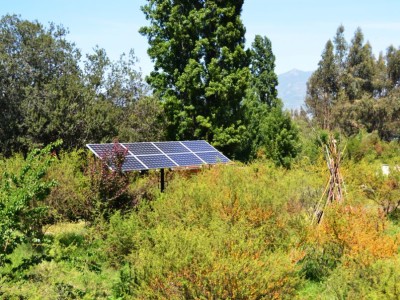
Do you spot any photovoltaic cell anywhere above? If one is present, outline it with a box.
[137,154,177,169]
[87,144,121,158]
[196,151,230,164]
[121,156,146,171]
[123,143,162,155]
[168,153,204,166]
[153,141,189,154]
[182,140,215,152]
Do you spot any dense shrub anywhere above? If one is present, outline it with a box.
[99,163,312,298]
[1,143,400,298]
[302,204,398,282]
[0,142,59,266]
[45,150,91,221]
[322,258,400,299]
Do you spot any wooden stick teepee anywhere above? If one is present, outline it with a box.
[313,136,345,224]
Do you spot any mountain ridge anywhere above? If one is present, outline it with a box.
[277,69,313,111]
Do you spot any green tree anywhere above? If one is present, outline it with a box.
[306,40,339,129]
[140,0,250,155]
[0,14,155,155]
[333,24,348,74]
[84,46,110,99]
[243,96,300,167]
[117,95,166,142]
[250,35,278,107]
[386,45,400,87]
[0,15,91,153]
[344,28,376,99]
[372,53,390,98]
[240,35,299,166]
[83,47,165,143]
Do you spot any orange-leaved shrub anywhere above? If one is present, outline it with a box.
[302,203,399,281]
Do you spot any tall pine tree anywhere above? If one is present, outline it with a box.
[140,0,250,154]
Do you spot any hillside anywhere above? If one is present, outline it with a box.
[277,69,313,111]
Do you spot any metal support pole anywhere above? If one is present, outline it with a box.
[160,168,165,193]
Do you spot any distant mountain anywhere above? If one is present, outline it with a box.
[277,69,313,111]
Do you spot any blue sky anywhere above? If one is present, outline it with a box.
[1,0,400,75]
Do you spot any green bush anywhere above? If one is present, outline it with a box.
[100,163,310,298]
[322,258,400,299]
[45,150,91,222]
[2,144,400,298]
[0,141,59,266]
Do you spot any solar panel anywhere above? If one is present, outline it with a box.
[168,153,204,166]
[182,140,215,152]
[153,141,189,154]
[121,156,147,171]
[87,143,116,158]
[123,142,161,155]
[138,154,177,169]
[196,151,230,164]
[86,140,230,171]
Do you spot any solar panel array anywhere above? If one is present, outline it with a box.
[86,140,230,171]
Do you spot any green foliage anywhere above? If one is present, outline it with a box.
[349,159,400,216]
[0,141,60,266]
[86,143,132,220]
[2,143,400,298]
[322,258,400,299]
[306,25,400,140]
[250,35,279,107]
[140,0,250,155]
[387,45,400,87]
[237,34,300,166]
[45,150,91,222]
[242,95,300,167]
[117,95,167,142]
[0,15,157,158]
[101,163,316,298]
[0,15,88,153]
[305,39,338,130]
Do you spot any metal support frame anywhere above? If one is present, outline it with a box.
[160,168,165,193]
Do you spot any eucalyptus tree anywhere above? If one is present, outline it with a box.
[345,28,376,99]
[306,40,339,129]
[386,45,400,87]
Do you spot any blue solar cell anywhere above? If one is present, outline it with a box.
[153,141,190,154]
[123,143,162,155]
[121,156,147,171]
[87,143,127,158]
[168,153,204,166]
[137,154,177,169]
[196,151,230,164]
[182,140,215,152]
